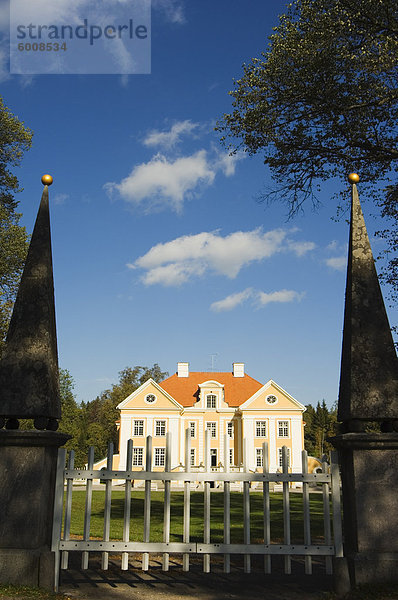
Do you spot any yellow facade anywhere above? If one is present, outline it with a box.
[110,363,306,475]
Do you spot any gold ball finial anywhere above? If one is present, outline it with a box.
[41,174,53,186]
[348,173,359,185]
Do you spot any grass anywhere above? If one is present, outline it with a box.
[67,489,331,543]
[0,584,73,599]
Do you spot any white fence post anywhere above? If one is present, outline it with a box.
[53,434,343,577]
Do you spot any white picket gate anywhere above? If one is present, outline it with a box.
[51,430,343,589]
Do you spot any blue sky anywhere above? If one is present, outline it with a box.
[1,0,396,408]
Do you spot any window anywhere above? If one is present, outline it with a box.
[278,420,289,438]
[189,422,196,438]
[229,448,234,466]
[133,447,143,466]
[190,448,195,466]
[266,394,278,405]
[145,393,156,404]
[154,447,165,467]
[278,447,291,468]
[155,420,166,436]
[206,394,216,408]
[256,448,263,467]
[133,420,144,436]
[256,421,267,437]
[206,422,217,438]
[227,422,234,438]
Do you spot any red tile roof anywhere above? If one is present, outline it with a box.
[159,372,263,408]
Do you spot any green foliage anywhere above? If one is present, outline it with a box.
[304,400,338,457]
[217,0,398,298]
[0,97,32,351]
[72,364,168,465]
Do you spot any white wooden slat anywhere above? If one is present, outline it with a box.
[162,432,172,571]
[301,449,312,574]
[262,441,271,574]
[183,428,191,572]
[243,438,251,573]
[51,448,66,592]
[282,445,291,574]
[330,451,343,559]
[322,456,333,575]
[65,469,330,484]
[122,440,133,571]
[142,436,152,571]
[101,442,114,570]
[203,427,211,573]
[61,450,75,570]
[61,540,335,555]
[82,446,95,570]
[223,433,231,574]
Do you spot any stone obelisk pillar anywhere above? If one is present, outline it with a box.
[331,174,398,592]
[0,176,69,589]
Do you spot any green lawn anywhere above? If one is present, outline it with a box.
[66,489,332,543]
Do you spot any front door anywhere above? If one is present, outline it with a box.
[210,449,217,467]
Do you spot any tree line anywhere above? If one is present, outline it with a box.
[57,365,168,467]
[58,365,340,467]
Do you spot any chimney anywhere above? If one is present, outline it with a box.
[177,362,189,377]
[233,362,244,377]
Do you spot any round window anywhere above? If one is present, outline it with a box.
[145,394,156,404]
[266,394,278,405]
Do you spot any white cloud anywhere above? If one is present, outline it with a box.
[210,288,305,312]
[256,289,305,306]
[105,150,215,213]
[105,147,245,213]
[53,193,69,205]
[143,120,198,150]
[131,227,314,286]
[210,288,253,312]
[152,0,185,23]
[325,256,346,271]
[287,240,316,256]
[215,151,246,177]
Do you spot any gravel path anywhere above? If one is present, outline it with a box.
[59,556,334,600]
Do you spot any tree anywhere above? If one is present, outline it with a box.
[0,96,32,351]
[82,364,169,461]
[304,400,338,457]
[217,0,397,296]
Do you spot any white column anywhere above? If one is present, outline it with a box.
[169,417,180,468]
[268,417,277,472]
[198,418,204,464]
[219,418,224,465]
[237,418,242,465]
[147,417,153,438]
[244,418,255,470]
[291,418,303,472]
[118,415,131,470]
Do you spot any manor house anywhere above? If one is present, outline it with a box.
[114,362,306,473]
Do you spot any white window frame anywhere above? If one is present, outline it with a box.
[145,393,157,404]
[155,420,166,437]
[133,420,144,437]
[206,421,217,438]
[229,448,234,466]
[256,448,263,467]
[154,447,165,467]
[189,422,196,438]
[133,447,143,466]
[255,420,267,437]
[206,394,217,408]
[278,447,291,468]
[227,422,234,438]
[277,420,290,438]
[190,448,195,466]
